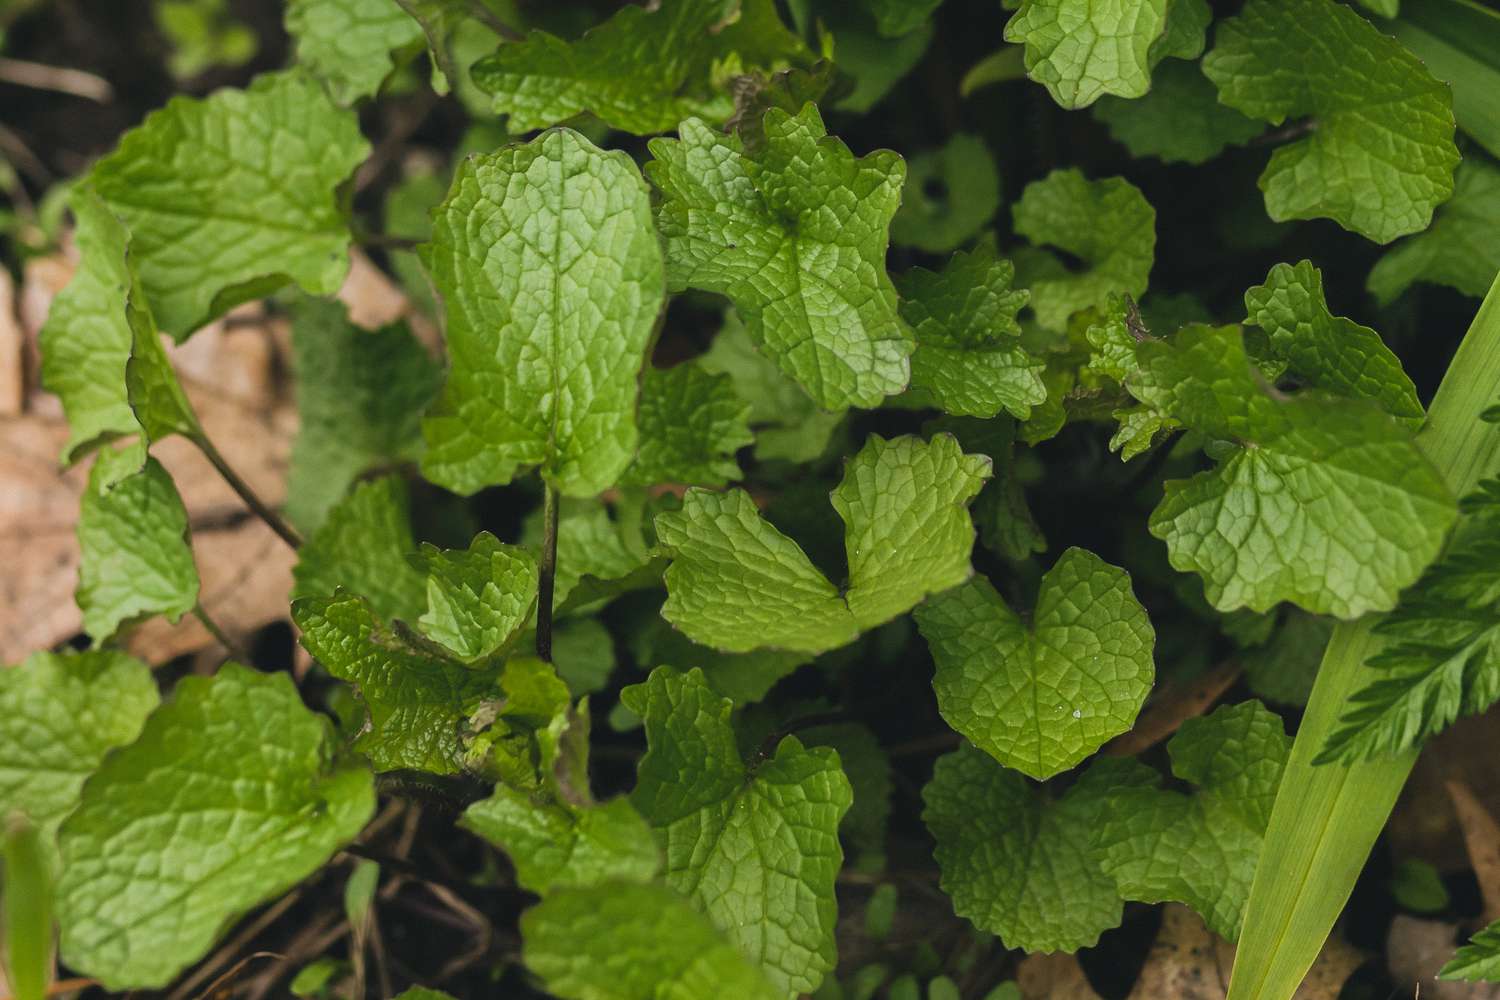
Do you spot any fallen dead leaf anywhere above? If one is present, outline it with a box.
[0,269,23,414]
[1017,951,1102,1000]
[1387,914,1500,1000]
[1390,705,1500,873]
[1446,779,1500,924]
[1105,663,1243,758]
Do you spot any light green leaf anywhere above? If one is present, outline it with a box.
[123,287,198,443]
[522,882,783,1000]
[656,434,988,653]
[522,497,652,612]
[817,2,934,113]
[4,816,52,1000]
[1092,61,1261,165]
[39,190,148,464]
[897,244,1044,419]
[1201,0,1459,243]
[622,667,851,996]
[622,362,753,487]
[633,618,812,704]
[656,488,857,655]
[411,532,537,664]
[90,71,369,339]
[1094,701,1290,940]
[698,310,845,464]
[1132,324,1455,617]
[76,452,198,644]
[293,592,501,774]
[419,128,663,497]
[1242,611,1332,707]
[833,433,991,630]
[1003,0,1168,109]
[647,104,912,409]
[0,651,158,852]
[1011,169,1155,331]
[1317,481,1500,763]
[284,0,421,104]
[286,298,441,534]
[1441,920,1500,982]
[800,721,892,862]
[1150,0,1211,61]
[1368,156,1500,306]
[1244,260,1423,425]
[889,133,1000,254]
[551,618,617,696]
[55,664,375,989]
[924,747,1155,952]
[293,476,426,622]
[471,0,807,134]
[461,790,659,894]
[915,548,1154,780]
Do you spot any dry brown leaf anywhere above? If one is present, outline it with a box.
[1105,663,1243,758]
[0,269,23,414]
[338,248,411,331]
[1390,706,1500,873]
[1387,915,1500,1000]
[1125,905,1362,1000]
[1446,779,1500,924]
[1017,951,1102,1000]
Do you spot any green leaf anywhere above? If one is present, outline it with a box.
[551,618,618,696]
[284,0,421,105]
[1244,260,1424,425]
[39,190,148,464]
[1003,0,1168,109]
[523,497,653,613]
[1368,156,1500,306]
[647,104,912,409]
[633,618,813,704]
[1091,61,1261,166]
[656,434,988,653]
[698,310,845,464]
[292,592,500,774]
[0,651,158,851]
[1095,701,1290,940]
[863,0,944,36]
[471,0,807,134]
[923,747,1156,952]
[76,452,198,644]
[1201,0,1460,243]
[1390,0,1500,161]
[419,128,664,497]
[293,476,427,622]
[1441,920,1500,982]
[410,532,538,664]
[800,721,892,862]
[915,548,1154,780]
[462,790,658,894]
[889,133,1000,253]
[522,882,783,1000]
[1317,481,1500,763]
[621,667,852,995]
[833,433,992,630]
[123,283,198,443]
[1242,611,1332,707]
[897,244,1044,420]
[285,298,441,534]
[1011,169,1156,331]
[1132,324,1456,617]
[621,362,753,487]
[55,664,375,989]
[89,70,369,339]
[656,487,857,655]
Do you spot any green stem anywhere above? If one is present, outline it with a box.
[535,482,560,662]
[1228,274,1500,998]
[192,433,303,550]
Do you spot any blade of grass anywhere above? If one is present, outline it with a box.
[1391,0,1500,160]
[1228,272,1500,998]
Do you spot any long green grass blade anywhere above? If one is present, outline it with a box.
[1228,272,1500,999]
[1392,0,1500,159]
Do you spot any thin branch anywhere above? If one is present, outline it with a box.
[755,710,851,761]
[164,890,302,1000]
[536,482,560,661]
[191,433,303,550]
[0,57,112,102]
[192,603,249,663]
[464,0,525,42]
